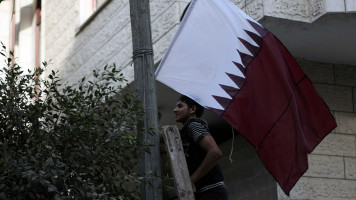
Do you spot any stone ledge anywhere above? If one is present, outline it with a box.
[248,0,354,23]
[246,0,264,21]
[263,0,322,23]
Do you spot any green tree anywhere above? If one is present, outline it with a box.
[0,43,145,199]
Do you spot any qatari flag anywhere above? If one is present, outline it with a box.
[155,0,336,195]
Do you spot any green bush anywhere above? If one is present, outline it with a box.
[0,43,145,199]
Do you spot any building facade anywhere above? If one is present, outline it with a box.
[1,0,355,199]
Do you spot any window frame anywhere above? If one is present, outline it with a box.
[76,0,112,35]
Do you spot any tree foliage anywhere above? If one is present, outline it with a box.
[0,43,144,199]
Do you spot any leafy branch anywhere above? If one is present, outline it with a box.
[0,44,146,199]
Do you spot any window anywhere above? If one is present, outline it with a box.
[79,0,109,24]
[78,0,111,34]
[92,0,106,12]
[35,1,41,69]
[35,0,41,100]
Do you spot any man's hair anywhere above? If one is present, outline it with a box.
[178,95,204,118]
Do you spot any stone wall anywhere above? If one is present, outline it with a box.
[263,0,356,23]
[43,0,190,86]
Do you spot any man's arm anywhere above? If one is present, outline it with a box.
[190,135,222,184]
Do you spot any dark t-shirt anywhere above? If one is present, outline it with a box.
[180,118,224,192]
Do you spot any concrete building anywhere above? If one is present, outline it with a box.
[0,0,355,199]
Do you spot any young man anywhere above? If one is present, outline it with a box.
[173,95,228,200]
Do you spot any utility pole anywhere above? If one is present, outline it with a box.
[129,0,162,200]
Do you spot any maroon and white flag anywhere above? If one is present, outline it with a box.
[155,0,336,195]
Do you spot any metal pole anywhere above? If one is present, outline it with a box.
[129,0,162,199]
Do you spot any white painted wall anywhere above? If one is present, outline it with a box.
[0,1,12,51]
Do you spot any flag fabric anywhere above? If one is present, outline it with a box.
[155,0,336,195]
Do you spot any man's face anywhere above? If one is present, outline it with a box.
[173,100,192,123]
